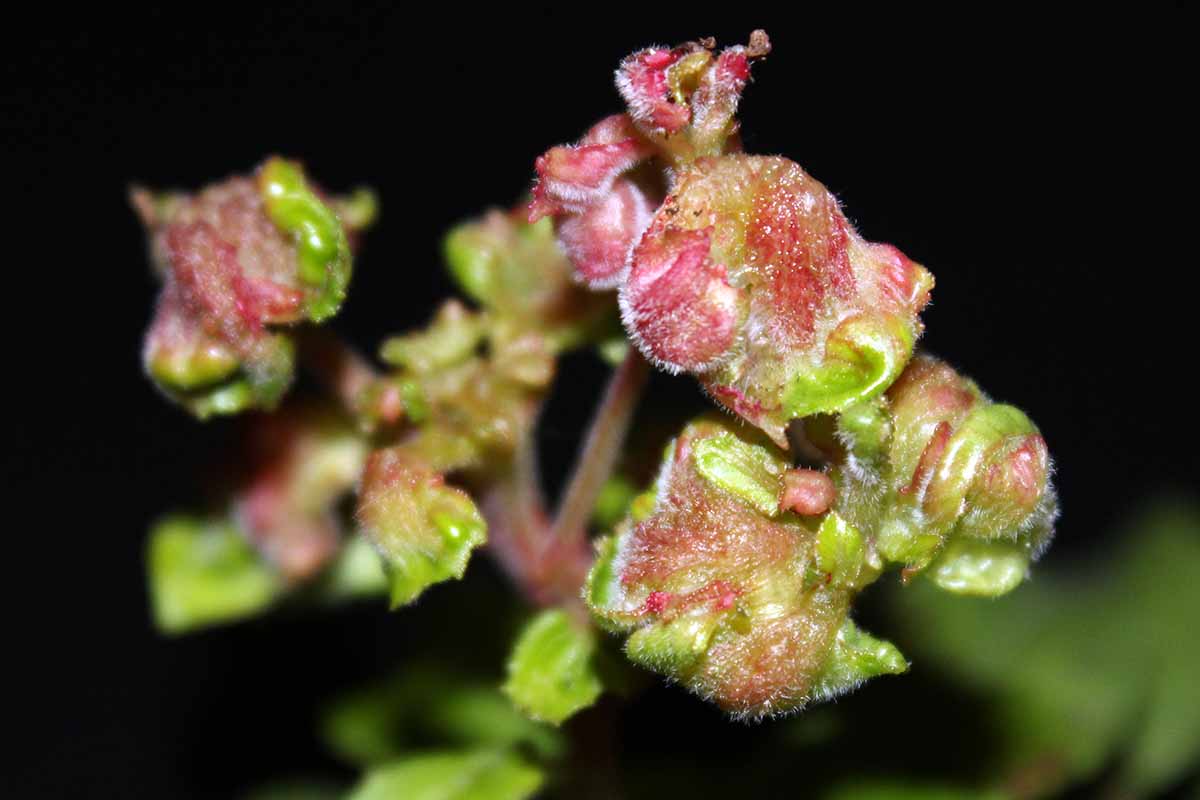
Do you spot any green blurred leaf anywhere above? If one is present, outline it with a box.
[147,515,282,634]
[592,475,637,531]
[502,609,603,725]
[348,749,543,800]
[823,779,1004,800]
[321,665,563,768]
[308,534,387,602]
[894,501,1200,798]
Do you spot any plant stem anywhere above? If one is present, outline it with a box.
[550,347,650,549]
[295,327,379,414]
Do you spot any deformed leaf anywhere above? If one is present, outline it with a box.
[147,515,282,634]
[587,417,879,719]
[503,609,603,725]
[927,538,1028,597]
[811,618,907,701]
[357,448,487,607]
[348,749,543,800]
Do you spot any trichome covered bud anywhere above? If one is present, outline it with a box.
[354,207,609,605]
[586,416,905,719]
[132,157,374,417]
[530,32,932,445]
[821,354,1058,595]
[356,447,487,607]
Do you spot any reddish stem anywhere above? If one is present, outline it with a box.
[550,347,650,549]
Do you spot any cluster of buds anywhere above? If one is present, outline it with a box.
[587,417,906,718]
[810,355,1058,595]
[357,208,615,606]
[132,157,375,417]
[535,34,1058,718]
[138,32,1059,726]
[585,352,1056,716]
[530,32,933,446]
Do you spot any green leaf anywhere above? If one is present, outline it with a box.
[357,449,488,607]
[147,515,282,634]
[894,501,1200,797]
[816,512,868,588]
[320,665,563,768]
[691,430,785,516]
[822,779,1004,800]
[259,156,353,322]
[812,618,907,701]
[379,301,484,373]
[309,534,387,602]
[503,609,603,725]
[782,314,912,419]
[348,750,543,800]
[926,538,1029,597]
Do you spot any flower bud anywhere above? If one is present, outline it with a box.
[616,32,769,159]
[586,416,903,718]
[357,448,487,607]
[374,301,548,474]
[529,35,932,445]
[832,355,1058,595]
[629,155,933,446]
[443,208,615,348]
[528,116,657,289]
[133,157,373,417]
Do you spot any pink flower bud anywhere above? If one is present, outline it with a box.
[619,222,741,372]
[529,116,657,289]
[780,469,837,516]
[133,159,371,417]
[626,155,932,445]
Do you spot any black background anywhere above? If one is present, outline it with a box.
[6,6,1192,797]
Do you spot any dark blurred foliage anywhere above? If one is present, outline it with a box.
[5,5,1192,798]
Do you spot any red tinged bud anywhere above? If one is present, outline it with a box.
[616,48,692,134]
[556,180,655,289]
[620,223,741,372]
[133,161,372,417]
[781,469,837,516]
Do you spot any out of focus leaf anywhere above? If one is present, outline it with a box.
[347,749,543,800]
[893,501,1200,798]
[593,475,638,531]
[320,664,563,767]
[308,534,387,602]
[147,515,282,634]
[241,778,343,800]
[503,609,603,725]
[823,779,1004,800]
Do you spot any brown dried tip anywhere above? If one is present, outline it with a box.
[746,29,772,59]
